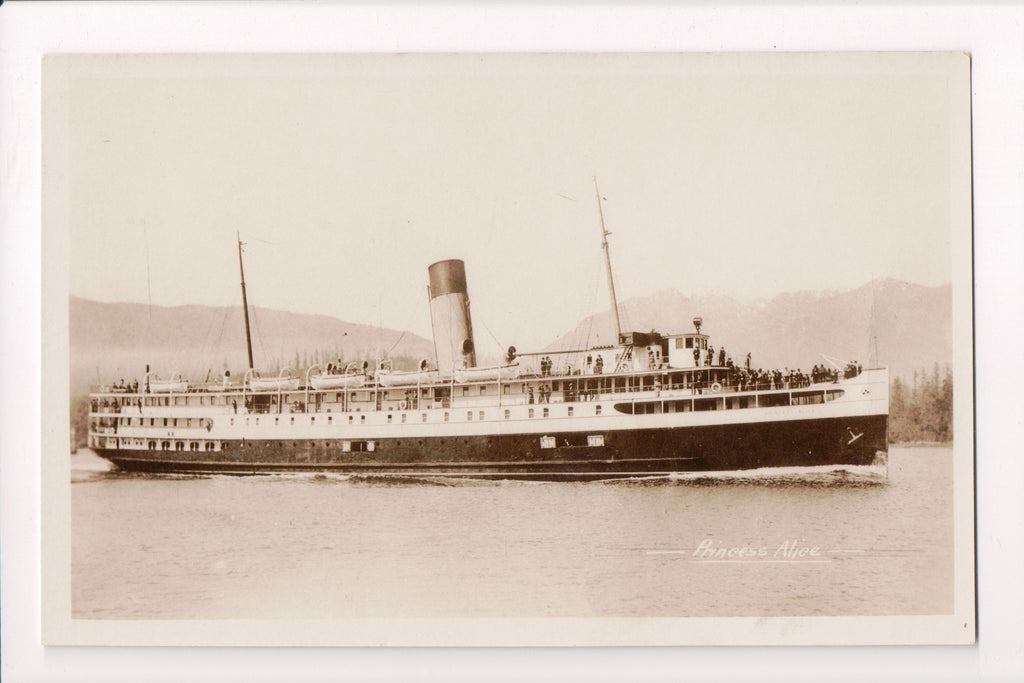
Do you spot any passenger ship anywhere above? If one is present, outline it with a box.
[87,202,889,480]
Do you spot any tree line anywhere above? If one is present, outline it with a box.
[889,364,953,444]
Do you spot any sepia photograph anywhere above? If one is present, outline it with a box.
[38,50,975,646]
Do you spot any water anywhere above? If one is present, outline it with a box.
[70,446,952,619]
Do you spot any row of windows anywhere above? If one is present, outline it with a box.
[120,405,610,430]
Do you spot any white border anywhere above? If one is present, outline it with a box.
[3,2,1022,681]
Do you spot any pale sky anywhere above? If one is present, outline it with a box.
[51,53,964,353]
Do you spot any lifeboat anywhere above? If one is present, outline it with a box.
[146,372,188,393]
[247,369,300,392]
[453,363,520,383]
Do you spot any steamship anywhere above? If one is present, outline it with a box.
[87,210,889,480]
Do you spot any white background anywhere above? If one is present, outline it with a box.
[2,3,1022,682]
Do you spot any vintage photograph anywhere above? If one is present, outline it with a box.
[41,52,974,645]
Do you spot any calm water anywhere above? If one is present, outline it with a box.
[70,447,952,619]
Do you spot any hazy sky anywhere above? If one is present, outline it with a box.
[51,53,965,353]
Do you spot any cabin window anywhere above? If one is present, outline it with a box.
[588,435,605,447]
[503,385,510,395]
[290,417,295,425]
[595,405,602,415]
[205,442,215,451]
[328,415,333,424]
[421,413,427,422]
[161,440,170,450]
[462,387,469,397]
[540,436,556,449]
[479,386,487,396]
[504,409,510,420]
[567,406,574,417]
[467,411,473,421]
[342,440,351,452]
[175,441,185,451]
[387,414,393,423]
[163,418,169,427]
[255,417,260,426]
[543,407,549,418]
[444,412,450,422]
[190,442,199,451]
[148,441,156,450]
[695,398,720,411]
[479,411,485,420]
[349,415,354,423]
[360,415,366,423]
[528,408,534,418]
[401,414,406,423]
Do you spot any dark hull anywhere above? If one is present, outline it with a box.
[96,415,888,481]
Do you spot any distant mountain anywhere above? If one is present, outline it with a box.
[69,297,435,397]
[69,278,951,398]
[546,279,951,382]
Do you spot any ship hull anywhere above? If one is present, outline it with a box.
[95,414,887,481]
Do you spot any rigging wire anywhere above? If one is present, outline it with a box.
[384,330,407,359]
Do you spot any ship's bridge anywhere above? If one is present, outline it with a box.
[665,333,710,368]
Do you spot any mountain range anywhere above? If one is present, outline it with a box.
[69,278,951,398]
[547,279,951,383]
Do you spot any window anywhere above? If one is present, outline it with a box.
[401,414,406,423]
[444,412,450,422]
[587,434,605,447]
[479,386,486,395]
[528,408,534,418]
[504,409,510,420]
[311,416,316,424]
[421,413,427,422]
[479,411,485,420]
[462,387,469,396]
[290,417,295,425]
[275,417,280,425]
[360,415,366,423]
[467,411,473,421]
[567,406,574,417]
[543,407,549,418]
[540,436,556,449]
[349,415,354,423]
[595,405,602,415]
[387,414,393,423]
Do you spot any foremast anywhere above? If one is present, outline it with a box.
[594,177,622,342]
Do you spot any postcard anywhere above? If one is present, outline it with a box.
[39,51,974,647]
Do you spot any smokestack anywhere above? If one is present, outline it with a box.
[428,259,477,375]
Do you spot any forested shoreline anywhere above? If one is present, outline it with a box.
[888,364,954,444]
